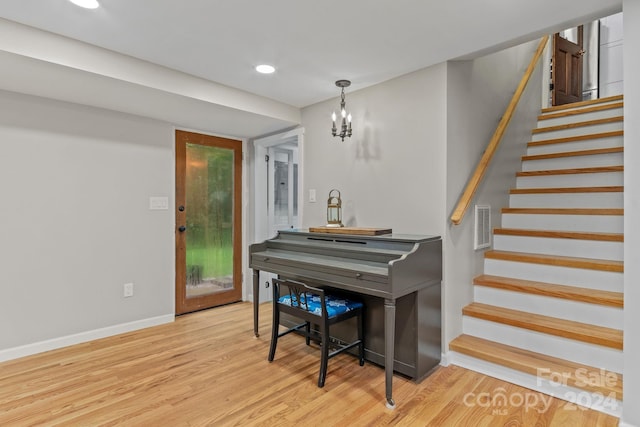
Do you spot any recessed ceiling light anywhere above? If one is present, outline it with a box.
[255,64,275,74]
[69,0,100,9]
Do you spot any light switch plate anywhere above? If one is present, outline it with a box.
[149,196,169,210]
[124,283,134,297]
[309,189,317,203]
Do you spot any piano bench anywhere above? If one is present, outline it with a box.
[268,278,365,387]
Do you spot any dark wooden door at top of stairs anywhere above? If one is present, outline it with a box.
[553,26,584,106]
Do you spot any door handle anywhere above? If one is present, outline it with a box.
[178,226,186,232]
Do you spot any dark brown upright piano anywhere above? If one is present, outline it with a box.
[249,229,442,408]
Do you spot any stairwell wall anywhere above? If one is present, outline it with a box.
[622,1,640,426]
[443,40,543,352]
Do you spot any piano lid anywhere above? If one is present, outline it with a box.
[282,229,440,243]
[250,228,442,299]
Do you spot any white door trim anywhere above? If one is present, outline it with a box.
[250,127,304,302]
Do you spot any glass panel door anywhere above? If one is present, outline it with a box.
[175,130,242,314]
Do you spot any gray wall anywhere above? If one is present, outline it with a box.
[300,39,545,353]
[444,40,543,347]
[0,91,174,354]
[300,64,448,235]
[623,1,639,426]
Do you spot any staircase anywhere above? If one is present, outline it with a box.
[449,95,624,416]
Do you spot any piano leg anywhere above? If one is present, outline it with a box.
[253,269,260,337]
[384,298,396,409]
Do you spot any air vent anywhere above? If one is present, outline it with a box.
[474,205,491,250]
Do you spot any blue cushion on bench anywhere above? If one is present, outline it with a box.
[279,292,363,318]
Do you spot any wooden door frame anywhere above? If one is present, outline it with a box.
[175,129,243,315]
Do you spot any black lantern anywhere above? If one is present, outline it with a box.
[326,189,343,227]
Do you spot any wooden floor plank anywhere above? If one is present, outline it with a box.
[0,302,620,426]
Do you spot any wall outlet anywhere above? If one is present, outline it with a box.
[123,282,134,298]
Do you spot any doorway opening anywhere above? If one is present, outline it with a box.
[549,12,623,106]
[252,128,304,303]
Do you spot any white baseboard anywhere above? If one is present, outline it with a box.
[446,350,623,418]
[440,351,451,367]
[0,314,174,363]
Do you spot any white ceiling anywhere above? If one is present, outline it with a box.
[0,0,622,109]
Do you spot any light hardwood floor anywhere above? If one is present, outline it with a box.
[0,302,619,426]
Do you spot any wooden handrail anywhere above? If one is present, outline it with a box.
[450,36,549,225]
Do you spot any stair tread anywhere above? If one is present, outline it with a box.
[484,250,624,272]
[538,102,624,121]
[510,186,623,194]
[493,228,623,242]
[528,130,624,147]
[462,302,623,349]
[502,208,623,215]
[449,334,623,397]
[541,95,623,113]
[532,116,623,134]
[517,166,623,177]
[474,274,624,307]
[523,147,623,161]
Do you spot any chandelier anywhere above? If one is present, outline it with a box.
[331,80,352,141]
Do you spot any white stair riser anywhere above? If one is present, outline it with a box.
[543,99,623,114]
[538,108,624,128]
[516,172,622,189]
[462,317,623,372]
[531,122,623,141]
[483,258,623,292]
[527,135,623,155]
[509,192,623,209]
[474,286,623,329]
[538,107,624,127]
[521,153,624,171]
[493,235,623,261]
[501,214,623,233]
